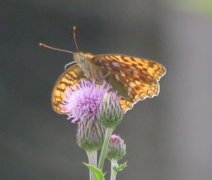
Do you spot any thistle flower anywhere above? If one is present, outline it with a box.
[107,134,126,160]
[97,92,123,128]
[62,80,111,123]
[76,119,105,151]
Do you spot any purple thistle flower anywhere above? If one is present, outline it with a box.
[107,134,126,160]
[62,80,112,123]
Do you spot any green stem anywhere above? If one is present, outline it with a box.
[86,151,97,180]
[98,128,113,170]
[110,159,118,180]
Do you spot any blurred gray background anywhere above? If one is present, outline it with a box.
[1,0,212,180]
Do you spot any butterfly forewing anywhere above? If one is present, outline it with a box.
[91,54,166,81]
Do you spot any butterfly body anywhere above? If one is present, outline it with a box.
[52,52,166,114]
[73,52,105,80]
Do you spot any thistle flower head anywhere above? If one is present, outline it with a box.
[62,80,111,123]
[97,92,123,128]
[76,119,105,151]
[107,134,126,161]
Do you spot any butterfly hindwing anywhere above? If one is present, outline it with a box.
[51,63,84,114]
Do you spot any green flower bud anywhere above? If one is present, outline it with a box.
[76,119,105,151]
[97,92,123,128]
[107,134,126,161]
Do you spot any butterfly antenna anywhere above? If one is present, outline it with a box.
[39,42,74,54]
[73,25,79,51]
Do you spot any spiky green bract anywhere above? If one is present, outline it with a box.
[107,134,126,161]
[77,119,105,151]
[114,162,127,173]
[110,161,127,180]
[97,92,123,128]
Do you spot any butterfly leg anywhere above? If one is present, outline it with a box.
[103,72,111,79]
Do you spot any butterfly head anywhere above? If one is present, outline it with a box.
[73,52,95,77]
[73,51,93,63]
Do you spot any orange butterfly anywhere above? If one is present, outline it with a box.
[40,26,166,114]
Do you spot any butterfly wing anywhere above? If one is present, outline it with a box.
[51,63,85,114]
[91,54,166,111]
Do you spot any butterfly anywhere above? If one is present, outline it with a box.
[40,26,166,114]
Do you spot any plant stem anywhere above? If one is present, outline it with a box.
[98,128,113,170]
[110,159,118,180]
[86,150,97,180]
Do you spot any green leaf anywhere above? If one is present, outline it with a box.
[114,162,127,173]
[84,163,105,180]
